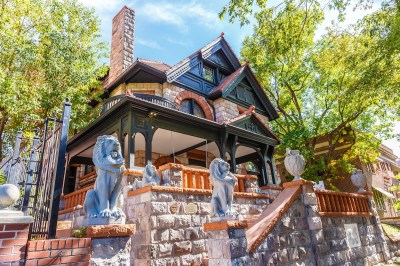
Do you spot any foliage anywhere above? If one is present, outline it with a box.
[72,226,87,238]
[0,0,108,159]
[222,0,400,185]
[0,171,5,185]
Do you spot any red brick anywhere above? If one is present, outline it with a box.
[65,239,72,249]
[37,257,60,265]
[35,241,44,251]
[50,249,62,257]
[25,259,38,266]
[67,262,89,266]
[79,239,88,248]
[15,231,28,239]
[0,254,22,263]
[26,251,50,259]
[0,232,16,239]
[81,254,91,261]
[4,225,29,231]
[72,239,80,248]
[0,225,4,231]
[27,241,36,251]
[71,248,90,255]
[0,247,12,255]
[12,245,26,253]
[1,239,27,247]
[43,240,51,250]
[57,239,65,249]
[59,255,82,264]
[51,240,58,249]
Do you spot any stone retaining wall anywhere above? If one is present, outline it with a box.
[126,187,269,265]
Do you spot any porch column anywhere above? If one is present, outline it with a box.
[228,136,238,173]
[145,130,154,165]
[127,113,136,168]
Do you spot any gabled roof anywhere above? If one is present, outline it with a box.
[137,58,171,72]
[166,33,242,83]
[226,106,280,143]
[104,58,169,92]
[208,63,279,121]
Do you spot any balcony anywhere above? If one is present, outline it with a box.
[101,93,178,114]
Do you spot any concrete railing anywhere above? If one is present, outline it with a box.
[315,190,372,216]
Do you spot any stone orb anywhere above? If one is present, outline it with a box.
[0,184,20,209]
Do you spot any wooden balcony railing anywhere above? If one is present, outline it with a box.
[78,171,97,188]
[182,167,212,190]
[315,190,372,217]
[181,166,254,192]
[59,185,93,214]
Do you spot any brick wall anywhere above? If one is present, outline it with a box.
[0,223,29,265]
[25,238,91,266]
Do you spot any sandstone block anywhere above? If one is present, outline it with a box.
[86,224,135,238]
[158,215,175,228]
[173,241,192,256]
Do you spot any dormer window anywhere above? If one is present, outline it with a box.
[203,65,214,82]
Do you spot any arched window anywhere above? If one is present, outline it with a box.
[180,99,206,118]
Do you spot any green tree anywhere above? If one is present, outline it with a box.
[0,0,107,159]
[221,0,400,185]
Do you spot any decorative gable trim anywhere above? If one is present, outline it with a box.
[166,34,241,83]
[209,65,279,121]
[227,110,280,142]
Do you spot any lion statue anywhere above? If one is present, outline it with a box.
[132,164,160,189]
[83,135,126,220]
[209,158,239,220]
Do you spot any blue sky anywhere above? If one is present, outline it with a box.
[80,0,400,157]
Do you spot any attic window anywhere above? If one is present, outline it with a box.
[203,66,214,82]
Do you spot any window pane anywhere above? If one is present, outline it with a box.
[180,100,191,114]
[203,66,214,82]
[193,102,206,118]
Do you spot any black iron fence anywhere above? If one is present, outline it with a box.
[0,99,71,239]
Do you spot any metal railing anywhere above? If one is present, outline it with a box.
[101,93,178,114]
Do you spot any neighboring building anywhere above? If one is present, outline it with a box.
[275,129,400,218]
[63,6,281,194]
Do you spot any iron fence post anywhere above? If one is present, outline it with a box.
[21,131,40,215]
[48,99,71,238]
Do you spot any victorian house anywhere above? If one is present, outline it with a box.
[62,6,280,195]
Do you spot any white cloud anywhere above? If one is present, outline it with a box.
[136,38,163,50]
[137,1,221,32]
[78,0,125,13]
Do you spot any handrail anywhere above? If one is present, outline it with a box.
[101,94,125,114]
[61,185,94,212]
[315,190,372,217]
[133,93,178,110]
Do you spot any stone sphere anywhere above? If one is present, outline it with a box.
[0,184,20,209]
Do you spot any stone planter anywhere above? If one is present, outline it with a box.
[284,148,306,180]
[351,169,366,192]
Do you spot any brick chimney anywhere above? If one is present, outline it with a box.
[109,6,135,83]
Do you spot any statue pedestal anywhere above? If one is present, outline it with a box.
[210,214,239,222]
[83,216,126,226]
